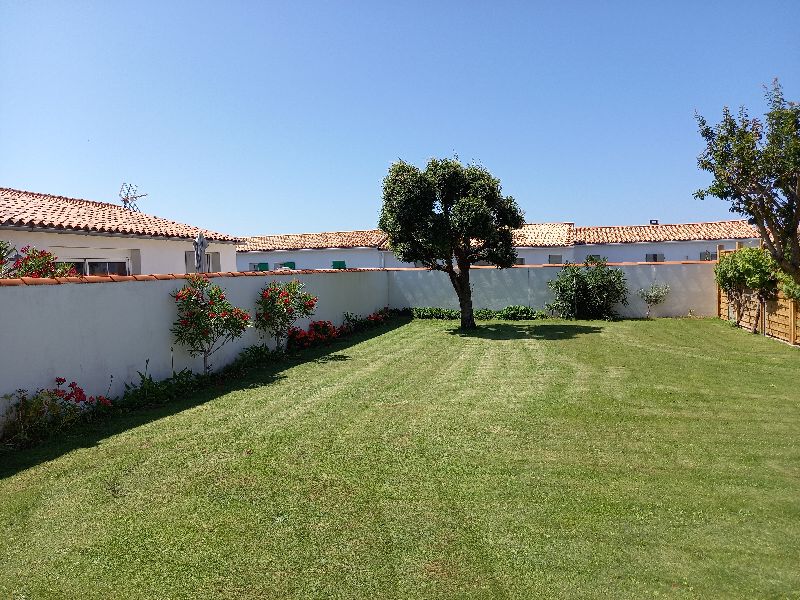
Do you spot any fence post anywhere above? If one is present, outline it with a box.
[790,299,797,346]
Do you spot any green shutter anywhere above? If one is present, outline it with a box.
[284,262,296,269]
[257,262,269,271]
[332,260,346,270]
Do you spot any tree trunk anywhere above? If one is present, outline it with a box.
[448,264,476,330]
[750,296,762,334]
[203,351,210,374]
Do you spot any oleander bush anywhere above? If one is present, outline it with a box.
[254,280,317,350]
[171,275,252,373]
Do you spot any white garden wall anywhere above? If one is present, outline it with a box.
[0,271,388,402]
[0,262,716,412]
[387,262,717,318]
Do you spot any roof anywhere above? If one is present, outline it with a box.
[239,223,574,252]
[512,222,574,247]
[239,229,389,252]
[574,220,758,245]
[0,187,238,242]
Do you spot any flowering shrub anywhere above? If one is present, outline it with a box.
[171,275,252,373]
[287,320,338,350]
[340,308,391,334]
[254,280,317,350]
[1,377,111,448]
[12,245,77,278]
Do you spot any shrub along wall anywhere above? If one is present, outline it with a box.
[0,262,718,412]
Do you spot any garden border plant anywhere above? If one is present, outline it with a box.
[171,274,252,373]
[546,258,628,320]
[254,280,317,350]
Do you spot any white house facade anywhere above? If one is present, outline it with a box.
[237,220,760,271]
[0,187,239,275]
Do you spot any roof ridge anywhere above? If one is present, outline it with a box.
[247,228,384,239]
[576,219,750,230]
[0,186,123,210]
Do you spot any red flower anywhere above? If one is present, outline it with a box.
[55,377,66,385]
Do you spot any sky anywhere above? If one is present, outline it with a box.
[1,1,798,237]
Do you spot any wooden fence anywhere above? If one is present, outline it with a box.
[716,244,800,346]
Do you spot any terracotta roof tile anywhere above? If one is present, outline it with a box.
[574,220,758,244]
[512,223,574,247]
[0,187,238,242]
[240,223,574,251]
[239,229,389,252]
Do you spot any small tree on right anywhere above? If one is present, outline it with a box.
[695,80,800,285]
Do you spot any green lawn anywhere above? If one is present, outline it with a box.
[1,318,799,599]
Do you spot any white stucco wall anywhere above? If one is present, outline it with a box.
[1,229,237,275]
[574,238,760,263]
[0,271,389,402]
[236,248,409,271]
[387,262,717,318]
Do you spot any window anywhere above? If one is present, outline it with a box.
[185,251,221,273]
[248,263,270,271]
[88,261,128,276]
[515,258,526,265]
[586,254,601,261]
[275,261,296,270]
[332,260,346,269]
[547,255,562,264]
[645,253,665,262]
[699,251,717,261]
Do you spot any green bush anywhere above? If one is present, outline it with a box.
[474,308,498,320]
[546,258,628,320]
[496,305,537,320]
[411,307,461,320]
[637,282,671,318]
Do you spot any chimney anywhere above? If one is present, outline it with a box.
[649,219,659,225]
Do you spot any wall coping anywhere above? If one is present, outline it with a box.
[0,261,716,286]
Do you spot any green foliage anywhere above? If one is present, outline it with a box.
[637,282,671,318]
[379,157,525,329]
[254,280,317,350]
[410,307,461,320]
[778,271,800,301]
[496,305,542,320]
[546,258,629,320]
[696,80,800,284]
[715,248,778,297]
[11,245,77,278]
[1,378,112,449]
[407,306,547,321]
[171,275,252,373]
[473,308,497,321]
[0,240,16,278]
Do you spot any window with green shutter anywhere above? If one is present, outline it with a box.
[283,262,296,270]
[257,262,269,271]
[332,260,346,269]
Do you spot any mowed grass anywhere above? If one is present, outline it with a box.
[1,318,799,599]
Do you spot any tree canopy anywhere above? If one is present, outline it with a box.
[696,80,800,284]
[379,157,524,329]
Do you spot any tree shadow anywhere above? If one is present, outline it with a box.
[0,318,409,479]
[447,322,604,340]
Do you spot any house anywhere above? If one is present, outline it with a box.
[572,220,760,262]
[237,219,760,270]
[0,187,239,275]
[235,224,577,271]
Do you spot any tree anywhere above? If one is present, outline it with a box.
[714,247,778,333]
[253,280,317,350]
[695,80,800,284]
[171,275,252,373]
[637,282,670,318]
[379,157,525,329]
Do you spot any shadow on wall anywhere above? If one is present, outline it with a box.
[0,319,408,480]
[448,323,604,340]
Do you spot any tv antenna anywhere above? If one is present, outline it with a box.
[119,183,147,212]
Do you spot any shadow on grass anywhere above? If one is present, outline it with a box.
[0,318,410,479]
[448,322,604,340]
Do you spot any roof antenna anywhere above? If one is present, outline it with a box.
[119,183,147,212]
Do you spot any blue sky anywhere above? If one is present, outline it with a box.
[1,1,798,237]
